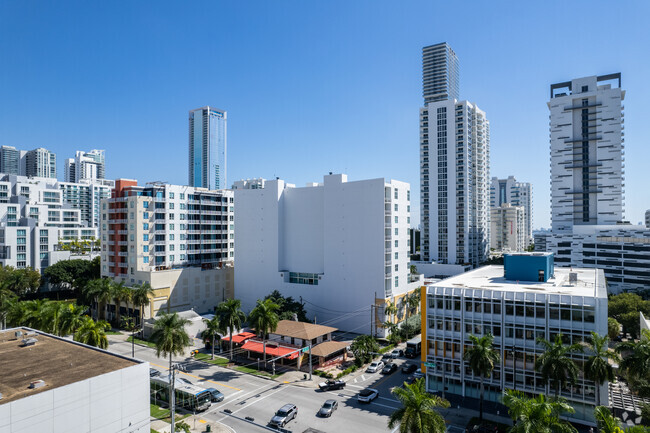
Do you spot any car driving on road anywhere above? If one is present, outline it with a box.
[205,387,225,402]
[366,360,384,373]
[357,388,379,403]
[318,399,338,417]
[401,363,417,374]
[390,349,404,358]
[269,404,298,428]
[318,379,346,391]
[381,363,397,375]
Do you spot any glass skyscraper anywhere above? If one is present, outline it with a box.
[422,42,459,104]
[188,106,227,190]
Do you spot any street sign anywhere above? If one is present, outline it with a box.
[301,347,310,353]
[423,362,436,368]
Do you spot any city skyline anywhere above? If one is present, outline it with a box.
[1,1,649,228]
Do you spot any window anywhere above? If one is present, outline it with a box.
[169,192,174,199]
[394,252,398,259]
[143,234,149,241]
[143,212,149,219]
[394,264,398,271]
[180,193,184,199]
[169,224,174,230]
[394,216,398,223]
[394,189,398,199]
[169,234,174,240]
[394,228,398,235]
[394,240,398,247]
[170,255,174,261]
[130,234,134,241]
[394,276,398,288]
[130,212,134,219]
[143,201,150,208]
[394,204,398,211]
[582,85,588,92]
[169,245,175,251]
[143,245,149,252]
[143,223,149,230]
[169,203,174,209]
[143,257,149,263]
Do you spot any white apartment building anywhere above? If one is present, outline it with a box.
[0,327,149,433]
[422,253,607,424]
[490,203,525,252]
[64,149,106,183]
[25,147,56,179]
[421,99,490,267]
[490,176,533,246]
[549,74,624,233]
[235,174,423,336]
[232,178,268,190]
[100,180,234,319]
[0,176,97,272]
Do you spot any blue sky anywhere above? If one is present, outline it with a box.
[1,1,648,228]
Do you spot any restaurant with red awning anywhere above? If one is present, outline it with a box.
[221,332,256,344]
[240,340,300,360]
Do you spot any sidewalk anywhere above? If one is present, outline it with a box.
[151,416,233,433]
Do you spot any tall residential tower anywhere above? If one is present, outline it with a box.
[420,43,490,267]
[64,149,106,183]
[490,176,533,247]
[188,106,227,190]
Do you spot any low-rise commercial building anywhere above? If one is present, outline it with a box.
[0,327,149,432]
[421,253,607,424]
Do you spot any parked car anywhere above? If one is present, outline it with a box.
[149,368,161,378]
[390,349,404,358]
[381,363,397,375]
[357,388,379,403]
[318,399,338,417]
[269,404,298,428]
[401,363,417,374]
[318,379,346,391]
[205,387,225,402]
[366,361,385,373]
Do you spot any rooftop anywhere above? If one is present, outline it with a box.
[270,320,338,341]
[0,328,139,404]
[430,265,606,298]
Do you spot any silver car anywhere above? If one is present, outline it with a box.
[366,360,384,373]
[269,404,297,428]
[318,399,338,417]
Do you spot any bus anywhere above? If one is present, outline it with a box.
[405,335,421,359]
[150,376,212,412]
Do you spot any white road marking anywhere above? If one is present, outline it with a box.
[216,386,287,422]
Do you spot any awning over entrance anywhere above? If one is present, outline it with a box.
[241,341,299,359]
[222,332,256,344]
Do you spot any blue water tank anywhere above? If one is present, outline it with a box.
[503,253,554,282]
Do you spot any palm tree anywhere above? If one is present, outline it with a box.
[59,303,88,336]
[385,300,398,324]
[74,316,110,349]
[388,378,449,433]
[584,332,620,406]
[216,299,246,361]
[150,312,191,373]
[84,278,114,321]
[594,406,622,433]
[248,299,280,362]
[42,301,70,335]
[0,284,17,329]
[131,282,154,338]
[502,390,577,433]
[111,281,131,328]
[407,292,420,317]
[464,334,500,421]
[616,329,650,384]
[203,315,224,360]
[19,299,51,330]
[535,334,583,398]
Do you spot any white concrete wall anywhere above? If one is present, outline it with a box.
[0,362,149,433]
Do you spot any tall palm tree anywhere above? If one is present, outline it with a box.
[111,281,131,327]
[19,299,51,330]
[584,332,620,406]
[42,301,70,336]
[150,312,191,373]
[216,299,246,361]
[616,329,650,385]
[502,390,577,433]
[248,298,280,362]
[464,334,500,421]
[131,282,154,329]
[59,303,88,336]
[74,316,110,349]
[388,378,449,433]
[407,292,420,317]
[385,300,398,324]
[84,278,114,321]
[203,315,224,360]
[594,406,622,433]
[535,334,583,398]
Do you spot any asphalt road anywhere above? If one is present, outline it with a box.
[106,337,422,432]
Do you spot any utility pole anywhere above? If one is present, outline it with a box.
[308,344,312,380]
[170,365,176,433]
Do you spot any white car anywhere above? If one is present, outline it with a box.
[366,361,384,373]
[390,349,404,359]
[357,388,379,403]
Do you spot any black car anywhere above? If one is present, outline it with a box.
[149,368,161,378]
[318,379,346,391]
[381,363,397,374]
[401,363,417,374]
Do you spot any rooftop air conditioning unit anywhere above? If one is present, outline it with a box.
[569,273,578,285]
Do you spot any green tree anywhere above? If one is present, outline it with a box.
[264,290,308,322]
[59,303,88,336]
[609,293,650,338]
[248,298,280,362]
[535,334,583,398]
[463,334,500,421]
[616,329,650,397]
[584,332,620,406]
[385,301,398,324]
[407,292,420,317]
[350,334,379,366]
[384,321,400,344]
[84,278,114,321]
[42,301,70,335]
[131,282,154,329]
[594,406,623,433]
[0,266,41,297]
[150,312,191,373]
[216,299,246,361]
[111,281,131,327]
[74,316,110,349]
[502,390,577,433]
[388,378,449,433]
[202,315,224,360]
[43,258,99,294]
[0,283,17,329]
[608,317,621,340]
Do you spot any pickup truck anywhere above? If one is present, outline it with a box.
[318,379,346,391]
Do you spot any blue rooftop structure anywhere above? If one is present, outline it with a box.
[503,252,554,282]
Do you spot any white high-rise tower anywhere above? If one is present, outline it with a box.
[490,176,533,246]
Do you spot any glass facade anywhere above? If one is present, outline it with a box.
[189,107,227,190]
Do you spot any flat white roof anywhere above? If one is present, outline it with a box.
[430,265,606,298]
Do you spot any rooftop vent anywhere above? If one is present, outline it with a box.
[29,380,46,389]
[21,337,38,346]
[569,273,578,285]
[14,330,23,339]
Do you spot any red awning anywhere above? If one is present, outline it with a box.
[241,341,299,360]
[222,332,256,344]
